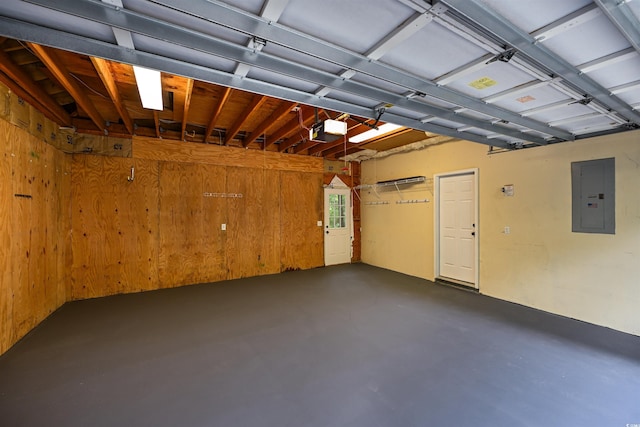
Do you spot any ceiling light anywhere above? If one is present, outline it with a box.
[133,66,163,110]
[349,123,402,143]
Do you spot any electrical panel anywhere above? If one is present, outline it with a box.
[571,158,615,234]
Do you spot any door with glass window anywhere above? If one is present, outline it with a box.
[324,187,352,265]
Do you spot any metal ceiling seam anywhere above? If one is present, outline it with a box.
[435,12,558,84]
[0,16,515,149]
[439,0,640,126]
[136,0,573,141]
[577,47,637,73]
[531,3,603,42]
[233,0,289,77]
[482,78,561,104]
[610,79,640,95]
[434,10,624,124]
[19,0,549,144]
[595,0,640,53]
[313,9,438,96]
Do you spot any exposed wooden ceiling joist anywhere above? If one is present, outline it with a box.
[246,101,297,148]
[181,78,194,141]
[90,56,133,134]
[224,95,267,145]
[0,48,71,125]
[204,86,232,144]
[28,43,105,131]
[153,110,160,139]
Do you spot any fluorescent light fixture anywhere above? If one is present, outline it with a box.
[349,123,402,143]
[133,66,163,110]
[323,119,347,135]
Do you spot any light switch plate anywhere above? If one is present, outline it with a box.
[317,221,323,227]
[221,223,226,231]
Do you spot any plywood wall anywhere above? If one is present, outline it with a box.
[226,167,282,279]
[70,156,159,299]
[1,117,325,353]
[280,171,324,271]
[69,137,325,299]
[158,162,227,288]
[0,119,70,354]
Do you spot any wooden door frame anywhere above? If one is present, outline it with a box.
[434,168,479,289]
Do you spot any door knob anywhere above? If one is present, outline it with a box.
[471,231,475,236]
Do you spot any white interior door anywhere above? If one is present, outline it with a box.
[324,186,352,266]
[437,171,477,286]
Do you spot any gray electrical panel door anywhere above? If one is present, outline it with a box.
[571,158,615,234]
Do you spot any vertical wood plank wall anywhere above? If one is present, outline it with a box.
[71,156,160,298]
[69,137,325,300]
[0,119,71,354]
[1,123,326,354]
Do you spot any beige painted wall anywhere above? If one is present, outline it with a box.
[361,130,640,336]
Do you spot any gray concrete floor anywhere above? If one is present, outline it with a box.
[1,264,639,427]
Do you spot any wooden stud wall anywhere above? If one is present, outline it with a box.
[0,119,70,354]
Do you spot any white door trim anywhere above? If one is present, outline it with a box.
[324,176,353,266]
[434,168,479,289]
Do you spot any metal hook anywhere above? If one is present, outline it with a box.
[127,166,135,182]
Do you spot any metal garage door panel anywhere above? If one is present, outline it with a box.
[278,0,414,54]
[492,85,570,113]
[477,0,593,34]
[131,34,238,73]
[526,103,594,124]
[566,115,621,135]
[616,88,640,107]
[125,0,251,45]
[587,56,640,89]
[445,61,534,99]
[540,13,631,66]
[380,21,488,81]
[246,67,323,94]
[261,43,346,76]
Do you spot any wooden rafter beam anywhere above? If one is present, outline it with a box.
[278,131,308,152]
[28,43,105,131]
[204,86,232,143]
[90,57,134,134]
[181,78,194,140]
[293,140,322,154]
[267,105,315,148]
[153,110,161,138]
[243,101,297,148]
[0,49,71,125]
[318,141,361,158]
[225,94,267,145]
